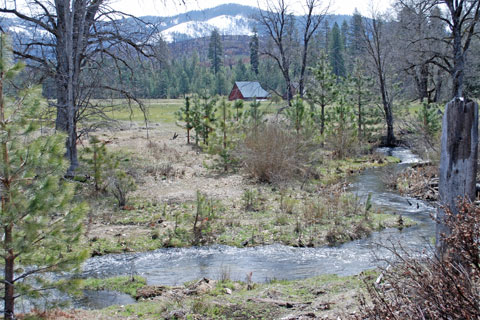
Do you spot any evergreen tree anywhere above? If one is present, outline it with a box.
[285,95,306,134]
[249,28,259,75]
[307,52,338,135]
[247,98,264,135]
[208,29,223,75]
[346,59,376,139]
[215,70,229,95]
[325,92,358,159]
[233,99,244,121]
[176,97,193,144]
[349,9,365,60]
[195,95,217,145]
[0,35,87,319]
[82,136,117,192]
[321,19,331,50]
[179,70,189,97]
[329,22,346,78]
[234,59,249,81]
[207,98,236,171]
[341,20,349,51]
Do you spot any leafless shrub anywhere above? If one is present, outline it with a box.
[395,164,439,201]
[147,140,180,162]
[356,199,480,319]
[237,124,313,184]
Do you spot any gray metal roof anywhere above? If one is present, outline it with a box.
[235,81,270,98]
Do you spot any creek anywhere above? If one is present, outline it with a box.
[16,148,437,311]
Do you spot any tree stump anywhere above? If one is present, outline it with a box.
[437,98,478,253]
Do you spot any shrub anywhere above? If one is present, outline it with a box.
[357,199,480,319]
[325,96,358,159]
[238,123,311,184]
[108,171,137,208]
[82,135,117,192]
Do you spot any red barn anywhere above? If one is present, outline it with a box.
[228,81,270,101]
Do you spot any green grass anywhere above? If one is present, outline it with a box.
[102,99,183,123]
[81,275,147,297]
[80,272,375,319]
[100,98,284,124]
[317,155,401,185]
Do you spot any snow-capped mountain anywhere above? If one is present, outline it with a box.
[161,14,254,42]
[148,4,258,43]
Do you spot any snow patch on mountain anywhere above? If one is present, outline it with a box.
[161,14,253,42]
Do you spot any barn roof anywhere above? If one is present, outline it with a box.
[235,81,270,98]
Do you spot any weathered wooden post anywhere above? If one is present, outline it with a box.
[437,98,478,254]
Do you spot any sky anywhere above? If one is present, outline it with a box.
[109,0,393,17]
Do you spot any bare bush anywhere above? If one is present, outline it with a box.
[237,124,313,184]
[356,199,480,319]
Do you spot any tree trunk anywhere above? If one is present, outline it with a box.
[357,91,362,138]
[4,225,15,320]
[436,98,478,254]
[0,70,15,320]
[55,0,79,176]
[385,105,395,146]
[451,10,464,98]
[380,82,395,146]
[320,103,325,135]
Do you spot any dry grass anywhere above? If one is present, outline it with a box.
[238,124,314,184]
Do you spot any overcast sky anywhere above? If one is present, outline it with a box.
[109,0,393,17]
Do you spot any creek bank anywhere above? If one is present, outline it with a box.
[48,147,432,319]
[84,152,406,256]
[52,272,375,320]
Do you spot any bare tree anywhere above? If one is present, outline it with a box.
[257,0,328,105]
[257,0,296,105]
[0,0,159,176]
[442,0,480,98]
[298,0,329,97]
[362,12,396,146]
[395,1,447,103]
[396,0,480,100]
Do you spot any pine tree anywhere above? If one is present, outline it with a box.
[321,19,331,50]
[0,34,87,320]
[285,95,305,134]
[234,58,249,81]
[346,59,376,139]
[247,98,264,134]
[196,94,217,145]
[325,92,358,159]
[208,29,223,75]
[233,99,244,121]
[329,22,346,78]
[175,97,193,144]
[249,28,259,75]
[215,70,228,95]
[82,135,117,192]
[341,20,349,51]
[307,52,338,135]
[207,98,236,172]
[349,9,365,58]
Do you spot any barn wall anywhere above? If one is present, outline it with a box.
[228,85,244,101]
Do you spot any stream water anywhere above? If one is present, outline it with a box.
[16,148,437,311]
